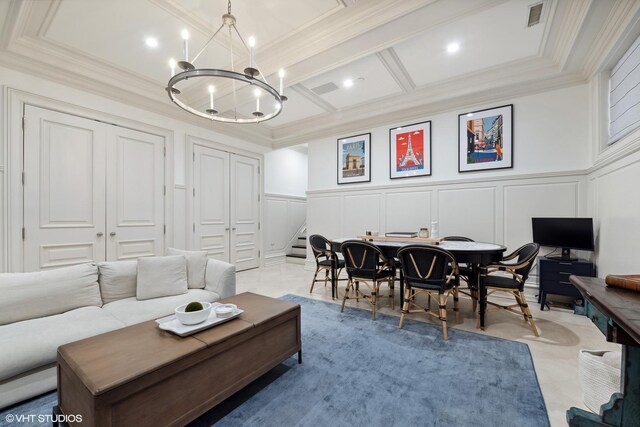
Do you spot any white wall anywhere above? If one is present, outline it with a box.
[264,147,308,197]
[0,65,267,271]
[308,85,591,191]
[305,84,593,279]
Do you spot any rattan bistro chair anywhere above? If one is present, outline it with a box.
[443,236,476,311]
[480,243,540,336]
[309,234,346,297]
[397,245,460,340]
[340,240,395,320]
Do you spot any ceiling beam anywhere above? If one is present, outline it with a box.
[376,48,415,93]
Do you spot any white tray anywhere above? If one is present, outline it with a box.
[155,303,244,337]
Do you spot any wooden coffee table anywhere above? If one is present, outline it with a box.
[54,292,301,426]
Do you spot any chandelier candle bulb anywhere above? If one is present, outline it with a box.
[208,85,215,109]
[181,29,190,61]
[248,36,255,68]
[169,58,176,77]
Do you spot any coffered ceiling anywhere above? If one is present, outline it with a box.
[1,0,639,148]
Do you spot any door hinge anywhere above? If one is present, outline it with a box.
[163,146,166,157]
[258,194,260,202]
[21,172,25,186]
[21,116,25,130]
[22,227,25,240]
[163,224,166,235]
[163,185,166,196]
[258,250,261,258]
[193,223,195,232]
[193,152,195,162]
[258,165,260,174]
[258,222,260,230]
[193,188,195,197]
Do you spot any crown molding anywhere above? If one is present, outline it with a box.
[581,0,640,78]
[548,0,593,72]
[272,57,584,147]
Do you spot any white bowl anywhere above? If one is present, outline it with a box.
[214,303,237,318]
[175,302,212,325]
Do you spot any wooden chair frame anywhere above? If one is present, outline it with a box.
[398,246,460,340]
[340,242,395,320]
[309,235,347,297]
[479,244,540,336]
[442,236,476,311]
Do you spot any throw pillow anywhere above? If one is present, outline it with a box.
[136,255,188,301]
[166,247,208,289]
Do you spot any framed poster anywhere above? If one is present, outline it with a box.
[458,104,513,172]
[337,133,371,184]
[389,121,431,179]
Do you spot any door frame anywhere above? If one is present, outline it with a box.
[185,135,264,267]
[4,88,175,272]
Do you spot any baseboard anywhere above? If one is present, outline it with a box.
[286,255,306,265]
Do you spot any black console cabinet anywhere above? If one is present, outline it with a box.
[538,257,595,310]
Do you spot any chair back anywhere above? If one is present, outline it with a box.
[511,243,540,281]
[397,245,458,291]
[340,240,388,280]
[309,234,334,264]
[442,236,474,242]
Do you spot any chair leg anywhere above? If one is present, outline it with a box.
[514,291,529,321]
[453,286,459,312]
[399,287,411,329]
[439,293,448,340]
[355,282,360,302]
[471,288,478,312]
[323,269,329,287]
[518,291,539,337]
[309,267,320,293]
[341,279,352,313]
[389,278,395,310]
[371,283,379,320]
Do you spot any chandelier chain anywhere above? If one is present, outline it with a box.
[228,0,232,15]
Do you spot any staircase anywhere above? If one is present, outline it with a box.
[286,234,307,264]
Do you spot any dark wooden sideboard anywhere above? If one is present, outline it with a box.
[538,257,595,310]
[567,276,640,427]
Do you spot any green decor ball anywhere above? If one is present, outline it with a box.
[185,301,204,312]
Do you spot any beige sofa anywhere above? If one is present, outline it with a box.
[0,257,236,409]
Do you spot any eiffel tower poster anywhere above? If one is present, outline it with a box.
[390,121,431,179]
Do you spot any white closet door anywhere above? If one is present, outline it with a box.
[23,106,106,271]
[230,154,260,271]
[106,126,165,261]
[193,144,230,262]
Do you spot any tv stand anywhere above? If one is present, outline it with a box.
[538,257,595,310]
[545,248,577,262]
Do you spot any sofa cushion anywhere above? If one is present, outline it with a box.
[98,260,137,304]
[0,263,102,326]
[102,289,220,325]
[0,306,125,382]
[136,255,188,301]
[166,248,208,289]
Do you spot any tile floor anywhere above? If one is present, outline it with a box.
[237,263,620,427]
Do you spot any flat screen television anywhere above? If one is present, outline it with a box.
[531,217,594,261]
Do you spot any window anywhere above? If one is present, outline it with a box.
[609,33,640,144]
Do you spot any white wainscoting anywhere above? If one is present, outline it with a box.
[0,166,4,272]
[306,171,588,286]
[264,194,307,265]
[588,131,640,276]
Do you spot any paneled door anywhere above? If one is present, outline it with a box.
[230,154,260,270]
[23,106,107,270]
[23,106,165,270]
[193,144,230,262]
[191,145,260,271]
[106,126,165,260]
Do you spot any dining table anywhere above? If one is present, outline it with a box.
[330,237,507,329]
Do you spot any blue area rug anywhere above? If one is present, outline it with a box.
[1,295,549,427]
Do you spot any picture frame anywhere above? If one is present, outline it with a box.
[458,104,513,173]
[337,133,371,184]
[389,121,432,179]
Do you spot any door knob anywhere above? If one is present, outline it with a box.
[110,232,116,237]
[225,227,230,231]
[96,232,104,237]
[232,227,236,231]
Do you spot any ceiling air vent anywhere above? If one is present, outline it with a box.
[527,2,544,27]
[311,82,339,96]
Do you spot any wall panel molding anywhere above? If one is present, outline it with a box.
[263,193,307,264]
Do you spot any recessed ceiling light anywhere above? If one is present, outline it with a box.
[343,78,354,88]
[447,42,460,54]
[145,37,158,48]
